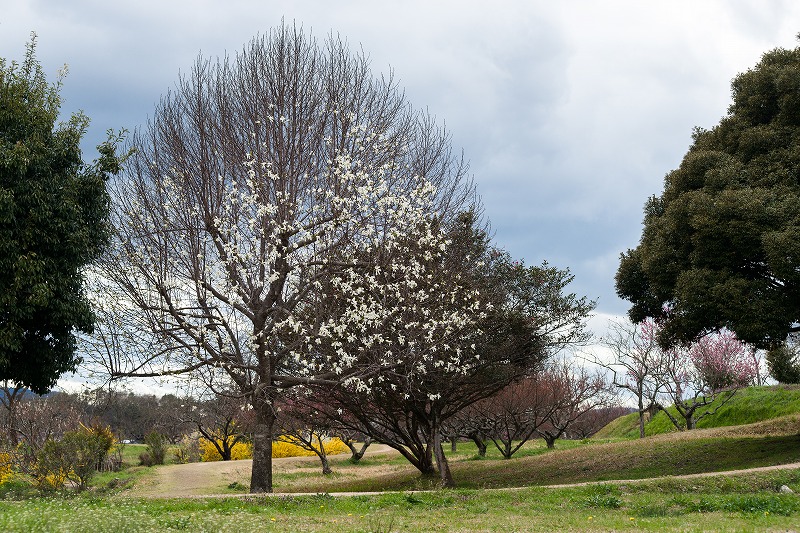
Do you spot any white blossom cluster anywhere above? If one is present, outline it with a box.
[103,119,485,397]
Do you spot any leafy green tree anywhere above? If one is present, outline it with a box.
[766,335,800,384]
[34,422,114,491]
[617,39,800,349]
[0,35,122,393]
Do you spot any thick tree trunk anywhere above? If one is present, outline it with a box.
[419,446,437,476]
[433,430,454,488]
[450,436,457,453]
[320,453,332,475]
[249,404,276,493]
[544,435,557,449]
[315,435,333,475]
[469,432,487,457]
[502,439,513,459]
[346,438,371,463]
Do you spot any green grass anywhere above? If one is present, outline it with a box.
[303,432,800,493]
[2,475,800,532]
[4,385,800,530]
[596,384,800,439]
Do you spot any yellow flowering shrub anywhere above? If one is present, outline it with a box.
[271,436,348,458]
[199,438,253,462]
[0,452,12,484]
[199,435,350,460]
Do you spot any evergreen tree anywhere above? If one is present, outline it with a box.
[617,39,800,349]
[0,35,122,393]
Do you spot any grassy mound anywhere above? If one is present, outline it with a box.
[596,385,800,439]
[329,416,800,492]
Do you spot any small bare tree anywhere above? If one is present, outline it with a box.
[473,377,553,459]
[593,318,667,438]
[182,391,251,461]
[534,358,613,448]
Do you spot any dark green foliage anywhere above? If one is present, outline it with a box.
[766,341,800,383]
[143,431,168,465]
[0,35,122,393]
[616,41,800,349]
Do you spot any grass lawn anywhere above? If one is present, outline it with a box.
[596,384,800,439]
[3,387,800,531]
[2,472,800,532]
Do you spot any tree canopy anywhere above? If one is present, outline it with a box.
[616,41,800,349]
[96,24,477,493]
[0,36,120,393]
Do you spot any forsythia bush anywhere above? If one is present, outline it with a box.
[271,436,348,458]
[0,452,12,484]
[199,436,350,460]
[199,439,253,462]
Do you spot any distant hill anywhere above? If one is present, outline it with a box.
[0,387,55,401]
[595,384,800,439]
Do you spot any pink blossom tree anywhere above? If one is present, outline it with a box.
[657,330,757,430]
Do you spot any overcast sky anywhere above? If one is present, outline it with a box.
[3,1,800,390]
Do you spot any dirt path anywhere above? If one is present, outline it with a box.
[123,452,800,499]
[125,444,397,498]
[541,461,800,489]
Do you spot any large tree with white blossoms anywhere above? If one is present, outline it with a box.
[308,214,595,486]
[95,24,477,493]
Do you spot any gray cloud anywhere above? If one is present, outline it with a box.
[3,0,800,321]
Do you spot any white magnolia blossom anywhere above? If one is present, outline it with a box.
[99,121,484,400]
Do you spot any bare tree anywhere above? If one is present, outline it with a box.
[568,405,631,439]
[182,391,251,461]
[274,392,339,475]
[0,383,27,446]
[593,318,667,438]
[534,359,613,449]
[469,378,552,459]
[6,392,85,471]
[93,24,476,493]
[455,359,610,458]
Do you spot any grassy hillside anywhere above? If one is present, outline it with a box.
[329,416,800,492]
[5,406,800,531]
[595,384,800,439]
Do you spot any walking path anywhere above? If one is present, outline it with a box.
[122,450,800,499]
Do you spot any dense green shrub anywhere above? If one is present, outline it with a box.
[143,432,168,465]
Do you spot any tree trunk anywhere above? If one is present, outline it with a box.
[638,396,646,439]
[249,403,275,493]
[346,438,371,463]
[469,432,487,457]
[316,435,332,475]
[421,440,436,476]
[450,436,457,453]
[502,439,513,459]
[432,430,454,488]
[544,435,557,449]
[1,387,21,447]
